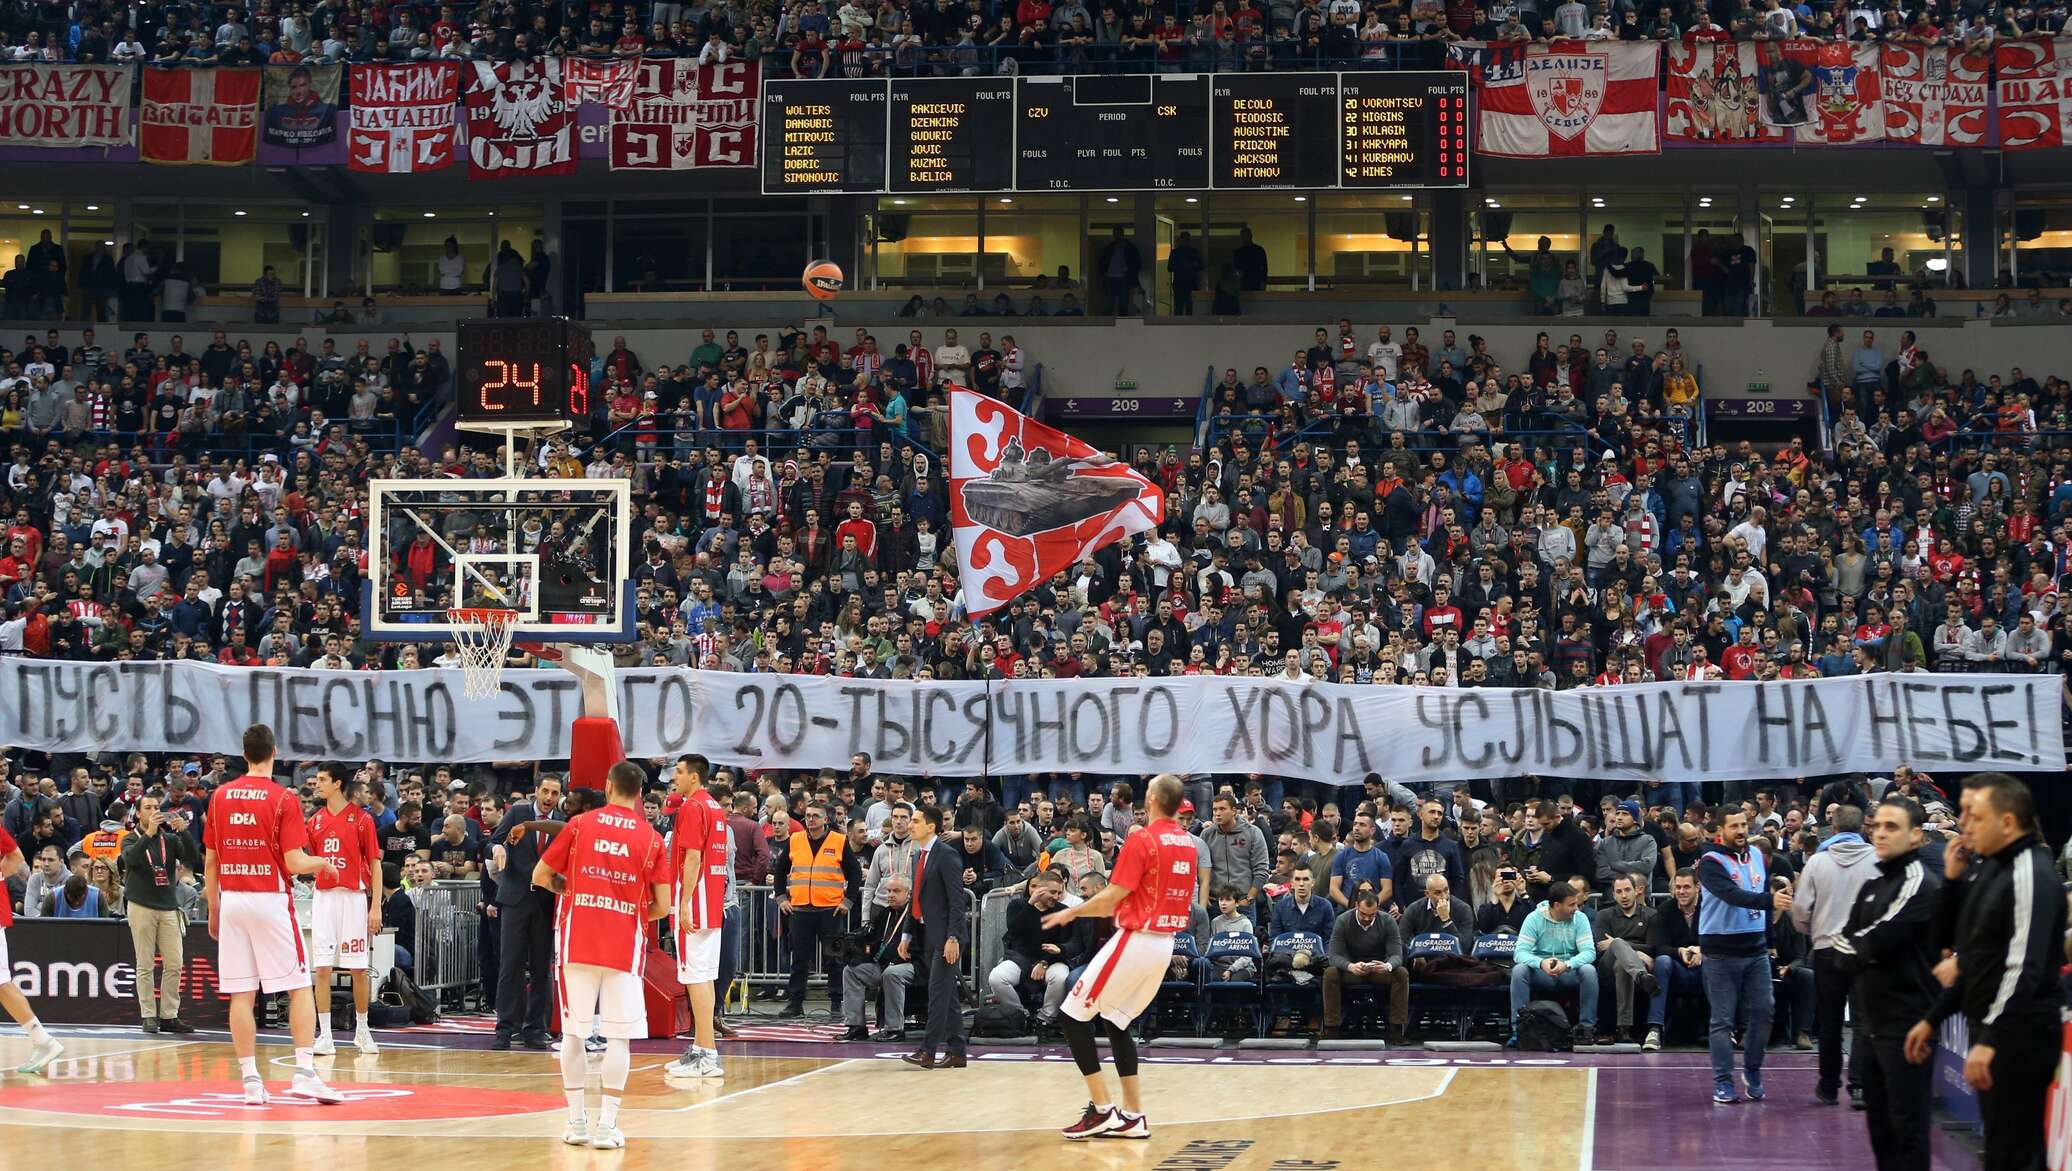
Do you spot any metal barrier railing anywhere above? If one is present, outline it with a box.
[731,882,1012,998]
[411,880,483,1000]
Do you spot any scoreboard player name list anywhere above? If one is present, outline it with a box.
[1226,97,1294,180]
[779,101,839,186]
[904,101,967,185]
[1345,92,1424,180]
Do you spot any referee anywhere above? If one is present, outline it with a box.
[1904,774,2065,1171]
[1832,795,1941,1171]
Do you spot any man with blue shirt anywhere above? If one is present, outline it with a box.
[1329,811,1392,909]
[1508,878,1597,1048]
[1698,809,1794,1104]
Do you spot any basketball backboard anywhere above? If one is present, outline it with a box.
[364,477,635,643]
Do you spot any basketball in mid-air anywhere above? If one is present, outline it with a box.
[802,259,844,301]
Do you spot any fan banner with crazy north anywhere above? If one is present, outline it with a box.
[464,57,575,179]
[948,387,1163,619]
[1470,41,1659,157]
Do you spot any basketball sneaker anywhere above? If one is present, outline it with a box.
[291,1070,344,1104]
[313,1033,336,1056]
[588,1124,626,1150]
[1062,1102,1120,1140]
[354,1025,379,1055]
[689,1052,724,1080]
[1100,1111,1150,1140]
[562,1119,591,1146]
[15,1036,63,1075]
[242,1075,271,1105]
[663,1044,703,1076]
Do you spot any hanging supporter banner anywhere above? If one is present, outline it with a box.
[1881,45,1989,146]
[1472,41,1659,157]
[1997,38,2072,151]
[0,64,132,148]
[140,67,261,165]
[1666,42,1782,143]
[608,58,758,171]
[464,57,575,179]
[0,658,2058,786]
[261,61,341,149]
[348,62,460,174]
[565,55,641,107]
[1754,40,1882,144]
[948,385,1164,619]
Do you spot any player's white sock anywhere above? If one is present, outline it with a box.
[294,1048,315,1071]
[24,1019,50,1046]
[599,1039,630,1127]
[354,1011,369,1032]
[564,1088,587,1118]
[239,1057,260,1079]
[317,1015,333,1037]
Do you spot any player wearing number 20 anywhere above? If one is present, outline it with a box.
[307,762,384,1057]
[533,760,672,1152]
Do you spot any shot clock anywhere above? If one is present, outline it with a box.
[455,319,597,430]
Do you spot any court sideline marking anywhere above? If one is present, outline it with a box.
[635,1057,859,1114]
[1579,1066,1599,1171]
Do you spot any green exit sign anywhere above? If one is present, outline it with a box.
[1114,378,1138,391]
[1747,381,1771,394]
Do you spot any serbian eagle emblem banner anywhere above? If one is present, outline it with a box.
[948,387,1164,619]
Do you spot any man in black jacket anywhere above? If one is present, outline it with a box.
[1529,799,1597,902]
[986,871,1077,1031]
[1835,796,1942,1171]
[490,774,565,1051]
[1905,775,2065,1171]
[900,804,969,1068]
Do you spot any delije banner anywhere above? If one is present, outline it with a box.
[0,659,2060,785]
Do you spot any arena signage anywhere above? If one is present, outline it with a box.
[0,660,2058,785]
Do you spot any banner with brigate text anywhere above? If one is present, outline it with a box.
[0,659,2059,786]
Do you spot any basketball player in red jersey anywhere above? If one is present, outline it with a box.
[0,823,64,1074]
[663,753,728,1080]
[307,762,383,1056]
[1042,773,1194,1141]
[533,759,672,1151]
[204,724,343,1104]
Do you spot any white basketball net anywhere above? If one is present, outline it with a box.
[447,607,519,700]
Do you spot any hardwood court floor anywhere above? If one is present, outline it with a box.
[0,1033,1588,1169]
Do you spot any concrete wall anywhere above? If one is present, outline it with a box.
[604,315,2069,410]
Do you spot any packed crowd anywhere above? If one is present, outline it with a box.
[6,0,2072,71]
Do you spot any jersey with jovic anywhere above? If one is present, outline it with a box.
[670,788,729,931]
[205,775,307,892]
[1111,818,1195,933]
[544,805,668,972]
[308,803,380,893]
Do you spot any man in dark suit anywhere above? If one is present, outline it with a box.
[490,773,565,1051]
[899,803,969,1068]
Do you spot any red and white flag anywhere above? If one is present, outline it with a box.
[948,387,1164,619]
[140,67,260,165]
[0,64,132,148]
[348,62,458,173]
[565,55,641,107]
[1997,38,2072,151]
[1881,45,1989,146]
[608,58,758,171]
[1665,42,1782,143]
[1753,40,1881,144]
[1474,41,1658,158]
[464,58,575,179]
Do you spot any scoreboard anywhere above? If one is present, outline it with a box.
[761,72,1468,194]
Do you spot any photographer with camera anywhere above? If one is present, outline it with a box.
[837,875,915,1042]
[1477,865,1531,935]
[118,791,201,1034]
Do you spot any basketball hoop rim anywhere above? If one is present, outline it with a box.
[446,606,523,625]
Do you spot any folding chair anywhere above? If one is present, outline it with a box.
[1146,929,1207,1039]
[1405,930,1471,1040]
[1201,930,1266,1039]
[1262,931,1327,1038]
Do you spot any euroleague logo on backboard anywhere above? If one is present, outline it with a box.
[0,1081,564,1123]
